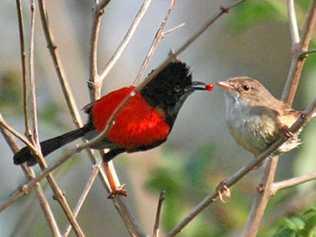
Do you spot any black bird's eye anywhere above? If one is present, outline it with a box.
[174,85,181,93]
[242,85,250,91]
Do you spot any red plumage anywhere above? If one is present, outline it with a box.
[91,86,170,149]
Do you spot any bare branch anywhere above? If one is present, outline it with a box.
[0,127,62,236]
[15,0,29,132]
[287,0,300,48]
[163,23,185,36]
[64,165,100,237]
[134,0,177,83]
[271,171,316,195]
[3,7,61,235]
[88,0,111,100]
[282,0,316,104]
[26,2,87,236]
[0,114,37,152]
[242,157,278,237]
[27,0,39,144]
[99,0,152,83]
[299,49,316,59]
[37,0,82,126]
[153,191,166,237]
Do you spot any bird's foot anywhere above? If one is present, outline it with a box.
[108,184,127,199]
[216,181,231,203]
[280,125,294,138]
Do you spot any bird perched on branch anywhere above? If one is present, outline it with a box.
[14,60,213,196]
[217,77,315,157]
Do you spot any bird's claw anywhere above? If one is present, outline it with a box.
[216,181,231,203]
[280,126,294,138]
[108,184,127,199]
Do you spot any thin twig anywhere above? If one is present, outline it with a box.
[271,171,316,195]
[282,0,316,104]
[153,191,166,237]
[242,156,278,237]
[25,2,86,236]
[28,0,39,144]
[37,0,82,126]
[163,23,185,36]
[299,49,316,59]
[287,0,300,48]
[25,2,62,234]
[134,0,177,83]
[16,0,29,132]
[98,0,152,83]
[166,99,316,237]
[0,115,37,152]
[64,164,100,237]
[0,127,62,237]
[88,0,111,100]
[1,7,60,232]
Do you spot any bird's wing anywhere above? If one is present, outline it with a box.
[246,105,284,147]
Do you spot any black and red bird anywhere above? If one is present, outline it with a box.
[13,60,213,194]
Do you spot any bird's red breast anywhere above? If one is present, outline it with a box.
[91,86,171,150]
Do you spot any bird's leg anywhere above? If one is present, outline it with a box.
[102,161,127,198]
[280,125,294,138]
[215,181,231,203]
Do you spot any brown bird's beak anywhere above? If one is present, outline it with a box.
[216,81,233,91]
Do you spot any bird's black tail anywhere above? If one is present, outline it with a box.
[13,124,93,166]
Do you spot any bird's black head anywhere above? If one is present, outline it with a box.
[141,61,212,125]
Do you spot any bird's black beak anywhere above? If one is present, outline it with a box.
[192,81,213,91]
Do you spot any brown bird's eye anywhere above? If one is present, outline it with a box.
[242,85,250,91]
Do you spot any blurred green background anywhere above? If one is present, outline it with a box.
[0,0,315,236]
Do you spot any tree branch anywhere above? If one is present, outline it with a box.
[282,0,316,104]
[0,127,62,237]
[153,191,166,237]
[64,164,100,237]
[15,0,28,132]
[98,0,152,84]
[37,0,82,126]
[271,171,316,195]
[287,0,300,48]
[88,0,111,100]
[134,0,177,83]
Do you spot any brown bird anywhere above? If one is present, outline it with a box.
[217,77,315,157]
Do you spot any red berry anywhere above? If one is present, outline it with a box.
[205,83,214,92]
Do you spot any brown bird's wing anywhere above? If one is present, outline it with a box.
[228,105,281,156]
[249,106,280,141]
[276,101,301,127]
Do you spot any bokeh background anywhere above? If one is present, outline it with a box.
[0,0,316,236]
